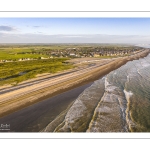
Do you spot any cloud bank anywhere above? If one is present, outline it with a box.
[0,33,149,44]
[0,26,16,31]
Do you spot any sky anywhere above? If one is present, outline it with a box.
[0,18,150,44]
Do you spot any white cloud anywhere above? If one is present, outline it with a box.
[0,25,16,32]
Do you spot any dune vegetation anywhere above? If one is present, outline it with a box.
[0,58,73,86]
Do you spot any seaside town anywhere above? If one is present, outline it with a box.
[0,45,142,62]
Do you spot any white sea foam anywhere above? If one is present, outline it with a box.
[104,76,119,93]
[140,59,150,67]
[104,76,110,88]
[123,89,135,131]
[127,75,130,81]
[123,90,133,99]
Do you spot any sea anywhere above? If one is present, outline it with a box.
[50,52,150,132]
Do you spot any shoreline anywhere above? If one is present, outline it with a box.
[0,83,92,132]
[0,49,149,118]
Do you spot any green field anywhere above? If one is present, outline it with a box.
[0,47,49,61]
[0,58,73,86]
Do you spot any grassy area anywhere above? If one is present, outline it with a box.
[0,50,48,61]
[0,58,73,86]
[0,52,48,61]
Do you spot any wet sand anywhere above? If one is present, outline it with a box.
[0,82,92,132]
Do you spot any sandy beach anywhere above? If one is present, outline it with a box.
[0,49,149,118]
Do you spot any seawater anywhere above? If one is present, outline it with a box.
[45,54,150,132]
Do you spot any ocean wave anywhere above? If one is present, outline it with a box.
[53,78,106,132]
[87,80,128,132]
[43,53,150,132]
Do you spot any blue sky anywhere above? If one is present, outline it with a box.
[0,18,150,43]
